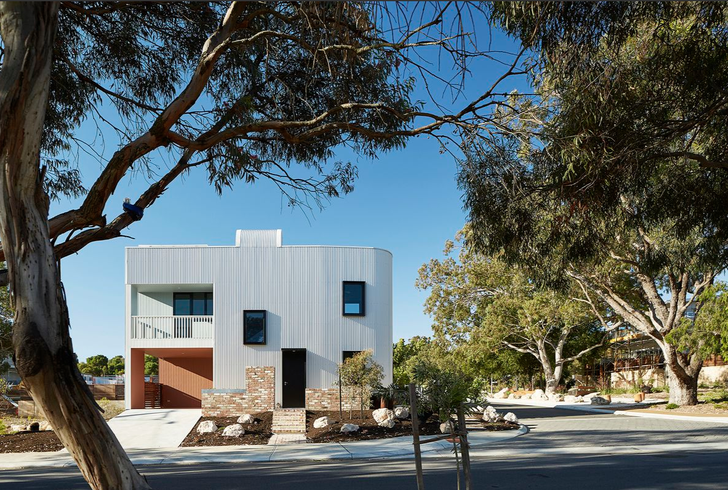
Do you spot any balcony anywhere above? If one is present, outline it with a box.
[130,316,213,348]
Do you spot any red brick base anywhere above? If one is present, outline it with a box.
[202,366,274,416]
[305,388,363,411]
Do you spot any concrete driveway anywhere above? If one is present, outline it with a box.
[107,409,201,450]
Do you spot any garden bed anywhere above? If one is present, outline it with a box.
[0,431,63,453]
[180,412,273,447]
[306,409,518,443]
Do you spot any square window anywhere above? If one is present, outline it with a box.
[342,350,361,363]
[244,310,266,345]
[173,293,192,316]
[343,281,365,316]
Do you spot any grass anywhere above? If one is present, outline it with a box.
[700,389,728,410]
[666,403,680,410]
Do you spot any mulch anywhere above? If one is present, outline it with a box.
[180,411,273,447]
[306,409,518,443]
[0,431,64,453]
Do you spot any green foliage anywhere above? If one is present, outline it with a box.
[81,355,109,377]
[667,284,728,360]
[337,350,384,418]
[666,403,680,410]
[0,378,8,396]
[416,227,608,391]
[393,337,431,386]
[409,351,481,421]
[107,356,125,376]
[144,355,158,376]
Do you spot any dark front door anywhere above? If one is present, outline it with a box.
[282,349,306,408]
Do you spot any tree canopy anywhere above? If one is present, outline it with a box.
[458,2,728,405]
[417,226,610,394]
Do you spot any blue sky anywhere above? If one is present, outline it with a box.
[51,18,524,362]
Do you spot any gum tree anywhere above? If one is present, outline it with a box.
[0,3,534,487]
[460,2,728,405]
[417,227,613,396]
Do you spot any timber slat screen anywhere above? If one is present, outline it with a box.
[144,382,161,408]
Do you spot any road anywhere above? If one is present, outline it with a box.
[3,404,727,489]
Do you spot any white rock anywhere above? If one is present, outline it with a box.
[483,405,502,423]
[548,393,564,402]
[394,406,410,419]
[532,389,548,401]
[379,418,396,429]
[492,388,509,399]
[9,424,26,433]
[237,414,255,424]
[521,394,532,400]
[504,412,519,424]
[39,421,53,431]
[340,423,359,433]
[575,395,584,403]
[507,393,516,400]
[222,424,245,437]
[582,392,600,400]
[590,396,611,405]
[564,395,578,404]
[372,408,395,424]
[440,420,455,434]
[313,416,329,429]
[197,420,217,434]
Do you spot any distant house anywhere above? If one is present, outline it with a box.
[1,357,21,385]
[124,230,393,415]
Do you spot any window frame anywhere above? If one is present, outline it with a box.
[243,310,267,345]
[173,292,213,316]
[342,350,361,363]
[342,281,366,316]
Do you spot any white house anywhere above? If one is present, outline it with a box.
[124,229,393,415]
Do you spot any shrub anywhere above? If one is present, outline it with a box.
[666,403,679,410]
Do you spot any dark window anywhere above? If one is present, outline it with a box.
[343,281,365,316]
[173,292,213,315]
[342,350,361,363]
[244,310,266,345]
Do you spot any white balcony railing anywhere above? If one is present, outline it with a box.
[131,315,213,340]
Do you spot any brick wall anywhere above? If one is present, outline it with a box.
[305,387,363,411]
[201,366,274,416]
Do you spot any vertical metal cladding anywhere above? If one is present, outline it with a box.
[126,230,393,407]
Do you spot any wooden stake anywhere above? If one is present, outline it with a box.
[409,383,425,490]
[457,404,473,490]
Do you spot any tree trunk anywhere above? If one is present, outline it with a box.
[0,4,150,489]
[663,345,701,406]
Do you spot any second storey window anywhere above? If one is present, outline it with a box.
[244,310,266,345]
[174,292,213,316]
[343,281,365,316]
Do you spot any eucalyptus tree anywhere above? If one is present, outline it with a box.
[460,2,728,405]
[416,227,613,396]
[0,3,533,488]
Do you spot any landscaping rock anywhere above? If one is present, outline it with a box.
[564,395,578,404]
[222,424,245,437]
[340,423,359,433]
[590,396,611,405]
[504,412,519,424]
[548,393,564,402]
[575,395,584,403]
[39,421,53,431]
[440,420,455,434]
[483,405,502,423]
[9,424,26,433]
[583,392,600,400]
[197,420,218,434]
[492,388,509,399]
[379,418,396,429]
[521,393,532,400]
[313,416,329,429]
[394,406,409,419]
[532,389,548,401]
[373,408,395,423]
[237,414,255,424]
